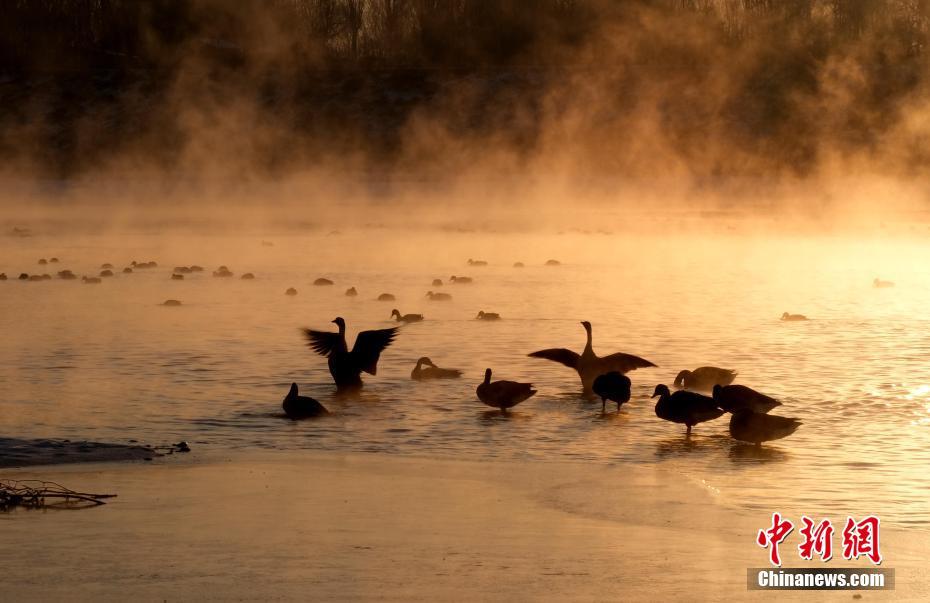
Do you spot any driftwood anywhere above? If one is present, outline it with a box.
[0,479,117,510]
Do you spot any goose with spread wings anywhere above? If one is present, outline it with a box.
[528,321,656,393]
[303,317,398,390]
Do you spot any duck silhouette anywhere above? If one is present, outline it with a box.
[476,311,500,320]
[652,384,724,436]
[713,384,781,414]
[873,277,894,288]
[314,277,334,286]
[377,293,396,301]
[426,291,452,301]
[345,287,358,297]
[729,409,801,446]
[282,383,329,418]
[673,367,737,391]
[450,276,473,284]
[477,368,536,412]
[528,321,655,393]
[303,317,398,390]
[592,371,631,412]
[391,309,423,323]
[431,278,443,287]
[411,357,462,380]
[781,312,807,321]
[467,259,488,266]
[285,287,298,296]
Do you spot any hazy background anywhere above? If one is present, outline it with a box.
[3,0,930,226]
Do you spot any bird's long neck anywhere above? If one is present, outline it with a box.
[484,371,491,384]
[287,384,298,399]
[583,325,593,355]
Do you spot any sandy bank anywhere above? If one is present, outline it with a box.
[2,451,926,601]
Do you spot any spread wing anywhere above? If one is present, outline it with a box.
[351,327,399,375]
[527,348,580,369]
[302,328,343,357]
[600,352,656,373]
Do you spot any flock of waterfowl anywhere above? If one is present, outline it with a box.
[8,252,897,448]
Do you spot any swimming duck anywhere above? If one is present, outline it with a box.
[123,267,133,273]
[282,383,329,419]
[545,259,561,266]
[171,273,184,280]
[314,277,334,286]
[100,270,114,277]
[240,273,255,280]
[467,259,488,266]
[285,287,298,296]
[392,309,423,323]
[101,263,114,269]
[431,279,443,287]
[873,277,894,288]
[82,276,101,284]
[18,273,29,280]
[450,276,473,284]
[28,274,44,281]
[57,270,76,280]
[377,293,396,301]
[781,312,807,321]
[174,266,192,274]
[652,384,725,435]
[592,371,631,412]
[49,258,59,263]
[476,368,536,412]
[713,384,781,414]
[0,273,6,280]
[411,357,462,380]
[426,291,452,301]
[729,409,801,446]
[476,311,500,320]
[40,274,51,280]
[529,321,656,393]
[38,258,47,265]
[513,262,524,268]
[190,265,204,272]
[345,287,358,296]
[213,266,233,277]
[303,317,398,390]
[162,299,182,306]
[673,367,737,391]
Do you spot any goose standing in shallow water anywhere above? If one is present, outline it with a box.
[528,321,656,393]
[391,309,423,323]
[477,369,536,412]
[781,312,808,321]
[592,372,631,413]
[652,384,724,435]
[674,367,737,391]
[713,384,781,414]
[729,409,800,446]
[282,383,329,418]
[303,317,398,390]
[411,357,462,380]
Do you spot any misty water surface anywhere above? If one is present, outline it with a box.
[2,227,929,528]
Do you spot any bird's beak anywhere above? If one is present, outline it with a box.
[331,319,337,324]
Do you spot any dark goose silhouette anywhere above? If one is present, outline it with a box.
[450,275,473,284]
[282,383,329,418]
[476,311,500,320]
[652,384,725,435]
[426,291,452,301]
[729,409,801,446]
[0,273,6,280]
[592,371,631,412]
[545,259,561,266]
[391,309,423,323]
[377,293,396,301]
[528,321,656,393]
[314,277,334,286]
[467,259,488,266]
[477,368,536,412]
[171,273,184,280]
[674,367,737,391]
[345,287,358,297]
[713,384,782,414]
[285,287,298,296]
[781,312,807,321]
[431,278,443,287]
[411,357,462,380]
[303,317,398,390]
